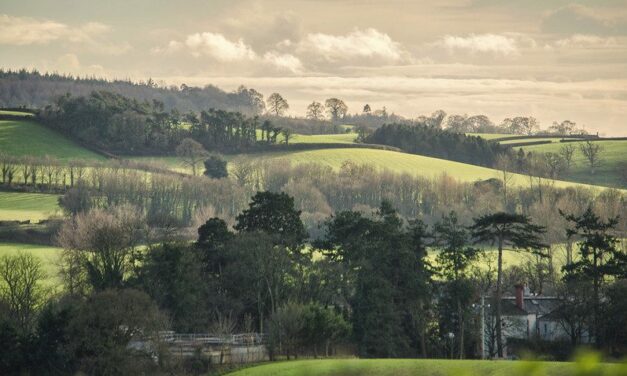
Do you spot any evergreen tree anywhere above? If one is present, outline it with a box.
[561,207,627,347]
[470,212,547,358]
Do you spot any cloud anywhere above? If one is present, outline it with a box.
[438,33,519,55]
[263,52,304,73]
[554,34,617,48]
[0,14,113,45]
[542,4,627,35]
[301,28,406,62]
[0,14,129,55]
[175,32,257,61]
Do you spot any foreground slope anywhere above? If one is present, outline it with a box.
[226,359,623,376]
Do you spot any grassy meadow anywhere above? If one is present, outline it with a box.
[0,110,35,117]
[226,358,625,376]
[0,191,61,221]
[519,140,627,188]
[0,119,102,160]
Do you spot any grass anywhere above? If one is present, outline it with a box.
[0,191,61,221]
[0,119,103,160]
[0,243,63,286]
[519,140,627,188]
[225,358,624,376]
[288,133,357,144]
[498,137,579,145]
[466,133,511,140]
[225,148,599,189]
[0,110,34,117]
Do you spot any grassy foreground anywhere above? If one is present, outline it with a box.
[226,358,625,376]
[0,191,61,221]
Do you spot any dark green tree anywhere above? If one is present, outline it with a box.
[561,207,626,347]
[432,211,480,359]
[235,191,307,249]
[470,212,547,358]
[320,202,430,357]
[203,155,228,179]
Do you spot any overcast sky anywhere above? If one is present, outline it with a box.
[1,0,626,135]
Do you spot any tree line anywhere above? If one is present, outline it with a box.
[1,191,625,374]
[2,152,625,243]
[364,123,505,167]
[0,69,265,115]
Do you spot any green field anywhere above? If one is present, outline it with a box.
[226,148,599,189]
[466,133,511,140]
[226,359,624,376]
[498,137,581,145]
[0,119,102,160]
[0,243,63,286]
[130,148,603,189]
[0,110,35,117]
[0,191,61,221]
[289,133,357,144]
[519,140,627,188]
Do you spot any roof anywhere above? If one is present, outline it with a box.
[501,296,561,316]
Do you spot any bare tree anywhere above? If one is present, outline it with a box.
[267,93,289,116]
[281,128,293,145]
[494,154,514,209]
[306,101,324,120]
[579,140,603,174]
[176,138,209,176]
[559,144,576,172]
[544,152,566,179]
[57,205,146,292]
[0,252,47,333]
[324,98,348,121]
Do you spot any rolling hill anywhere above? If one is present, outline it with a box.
[0,119,103,160]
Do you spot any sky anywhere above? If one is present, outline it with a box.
[1,0,626,135]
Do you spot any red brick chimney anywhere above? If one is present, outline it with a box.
[515,284,525,311]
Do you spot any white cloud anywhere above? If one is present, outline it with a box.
[0,14,112,46]
[184,32,256,61]
[263,51,303,73]
[439,34,518,55]
[554,34,617,48]
[301,28,406,61]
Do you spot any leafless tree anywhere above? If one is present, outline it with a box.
[266,93,289,116]
[579,140,603,174]
[306,101,324,120]
[57,205,146,292]
[494,154,514,209]
[0,252,47,333]
[176,138,209,176]
[324,98,348,121]
[559,144,576,172]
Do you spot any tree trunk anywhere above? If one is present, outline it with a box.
[496,235,504,358]
[458,296,464,359]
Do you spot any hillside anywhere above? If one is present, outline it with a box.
[0,192,61,221]
[227,148,603,189]
[520,140,626,188]
[0,119,102,160]
[1,116,621,191]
